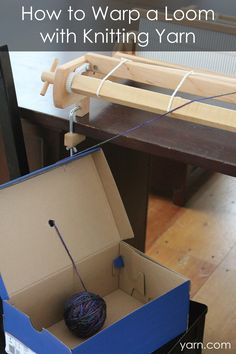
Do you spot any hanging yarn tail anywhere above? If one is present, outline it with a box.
[48,219,107,338]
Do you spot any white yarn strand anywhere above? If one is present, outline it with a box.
[96,58,131,97]
[66,63,90,94]
[167,70,194,112]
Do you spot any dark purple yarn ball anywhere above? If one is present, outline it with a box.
[64,291,107,338]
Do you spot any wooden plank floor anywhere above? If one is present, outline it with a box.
[146,173,236,352]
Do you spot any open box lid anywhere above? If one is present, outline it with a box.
[0,149,133,297]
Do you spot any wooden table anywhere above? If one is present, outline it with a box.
[8,52,236,252]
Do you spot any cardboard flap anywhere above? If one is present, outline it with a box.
[0,150,133,296]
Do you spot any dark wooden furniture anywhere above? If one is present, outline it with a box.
[0,45,30,354]
[5,52,236,253]
[0,46,28,183]
[151,157,212,206]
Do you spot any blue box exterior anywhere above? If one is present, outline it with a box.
[2,282,190,354]
[0,275,9,301]
[0,150,190,353]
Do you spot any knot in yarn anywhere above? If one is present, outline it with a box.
[64,291,107,338]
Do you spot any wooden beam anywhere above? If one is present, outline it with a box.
[71,74,236,133]
[87,53,236,104]
[114,51,234,79]
[114,51,193,70]
[138,8,236,35]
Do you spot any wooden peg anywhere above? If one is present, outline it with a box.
[40,58,59,96]
[64,132,85,149]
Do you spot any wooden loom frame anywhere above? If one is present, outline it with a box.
[41,51,236,133]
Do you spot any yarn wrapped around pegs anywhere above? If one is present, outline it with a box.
[64,291,107,338]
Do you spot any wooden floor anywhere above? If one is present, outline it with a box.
[146,173,236,353]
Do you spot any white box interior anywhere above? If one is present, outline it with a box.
[0,150,188,350]
[9,242,187,349]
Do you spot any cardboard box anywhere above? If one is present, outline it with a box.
[0,149,190,354]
